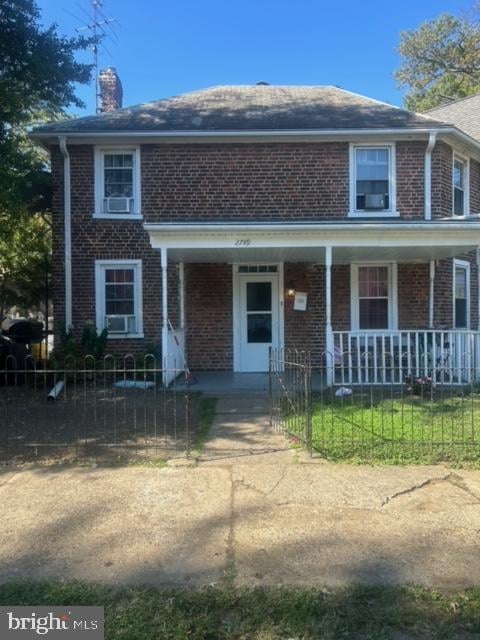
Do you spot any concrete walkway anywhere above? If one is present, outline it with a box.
[0,394,480,589]
[199,393,290,461]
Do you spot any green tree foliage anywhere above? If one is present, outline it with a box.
[0,210,51,317]
[0,0,93,208]
[396,11,480,112]
[0,0,94,315]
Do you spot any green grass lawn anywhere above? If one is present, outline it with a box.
[312,389,480,465]
[1,582,480,639]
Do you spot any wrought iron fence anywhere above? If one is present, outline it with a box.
[0,355,191,464]
[269,348,312,452]
[270,348,480,464]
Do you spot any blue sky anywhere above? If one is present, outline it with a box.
[37,0,471,115]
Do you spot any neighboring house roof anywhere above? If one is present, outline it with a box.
[32,85,448,134]
[425,93,480,142]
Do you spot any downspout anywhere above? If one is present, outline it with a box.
[424,130,438,221]
[58,136,72,329]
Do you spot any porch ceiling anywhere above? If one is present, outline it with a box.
[166,244,478,264]
[146,222,480,264]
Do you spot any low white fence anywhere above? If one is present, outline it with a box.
[332,330,480,385]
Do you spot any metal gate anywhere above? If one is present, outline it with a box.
[269,348,312,453]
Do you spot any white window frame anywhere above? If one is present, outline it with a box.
[452,153,470,217]
[93,147,142,219]
[348,143,398,217]
[453,259,470,329]
[350,262,398,331]
[95,259,144,339]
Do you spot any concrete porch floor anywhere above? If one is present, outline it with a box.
[185,371,325,393]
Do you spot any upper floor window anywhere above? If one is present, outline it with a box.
[95,260,143,338]
[94,147,141,219]
[453,155,468,216]
[349,144,396,216]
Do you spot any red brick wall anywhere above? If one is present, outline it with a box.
[52,144,180,357]
[470,159,480,213]
[332,265,350,331]
[284,264,326,363]
[396,141,426,219]
[142,143,350,221]
[185,263,233,370]
[432,141,453,218]
[50,140,480,369]
[398,263,429,329]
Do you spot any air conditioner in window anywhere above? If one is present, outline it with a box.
[106,315,134,333]
[364,194,385,210]
[104,197,133,213]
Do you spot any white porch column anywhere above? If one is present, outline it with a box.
[161,247,169,384]
[179,261,185,330]
[325,246,334,386]
[429,259,435,329]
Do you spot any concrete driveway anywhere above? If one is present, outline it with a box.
[0,393,479,589]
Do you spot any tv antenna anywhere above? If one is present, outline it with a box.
[65,0,118,112]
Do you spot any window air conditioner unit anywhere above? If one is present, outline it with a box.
[104,197,133,213]
[106,315,132,333]
[364,194,385,210]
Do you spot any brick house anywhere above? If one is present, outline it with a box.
[31,71,480,384]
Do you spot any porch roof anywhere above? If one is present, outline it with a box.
[144,221,480,264]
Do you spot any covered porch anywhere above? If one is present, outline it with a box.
[145,221,480,386]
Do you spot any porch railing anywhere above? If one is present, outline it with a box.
[331,330,480,385]
[164,328,186,385]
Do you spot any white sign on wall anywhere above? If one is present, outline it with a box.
[294,291,307,311]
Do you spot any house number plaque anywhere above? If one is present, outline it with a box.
[235,239,251,246]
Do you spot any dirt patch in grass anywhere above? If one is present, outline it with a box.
[0,384,209,465]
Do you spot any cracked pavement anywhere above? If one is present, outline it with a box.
[0,393,480,589]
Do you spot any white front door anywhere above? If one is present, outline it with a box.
[236,272,280,372]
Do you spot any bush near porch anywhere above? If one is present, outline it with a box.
[311,387,480,466]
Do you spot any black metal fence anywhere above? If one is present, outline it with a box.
[270,349,480,464]
[269,348,312,453]
[0,355,192,464]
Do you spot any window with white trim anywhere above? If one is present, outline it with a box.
[350,145,395,215]
[351,264,397,330]
[94,148,141,217]
[95,260,143,337]
[453,156,467,216]
[454,260,470,329]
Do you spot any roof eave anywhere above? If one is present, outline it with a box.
[30,126,449,141]
[30,125,480,155]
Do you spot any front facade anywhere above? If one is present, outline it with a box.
[32,81,480,383]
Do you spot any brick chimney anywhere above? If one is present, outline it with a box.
[98,67,123,112]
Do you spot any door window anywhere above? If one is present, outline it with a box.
[246,281,272,343]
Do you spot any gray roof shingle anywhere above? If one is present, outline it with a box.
[31,85,448,135]
[425,93,480,142]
